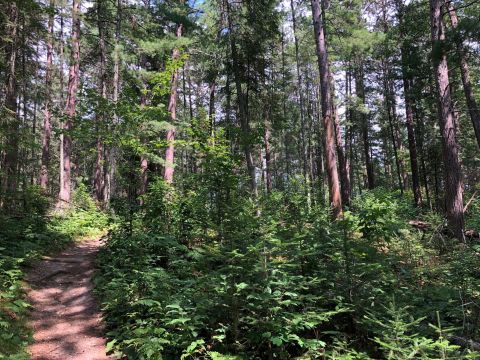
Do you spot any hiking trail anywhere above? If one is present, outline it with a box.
[26,238,111,360]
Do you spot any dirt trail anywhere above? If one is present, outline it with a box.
[26,238,112,360]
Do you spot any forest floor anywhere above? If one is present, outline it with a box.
[25,238,111,360]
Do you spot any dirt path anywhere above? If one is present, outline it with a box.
[26,238,112,360]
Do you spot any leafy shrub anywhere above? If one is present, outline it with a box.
[0,186,109,359]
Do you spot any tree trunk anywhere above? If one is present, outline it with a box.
[446,2,480,149]
[430,0,465,241]
[1,2,19,201]
[105,0,122,204]
[39,0,54,190]
[163,23,183,184]
[290,0,310,192]
[354,62,375,190]
[58,0,81,208]
[311,0,342,218]
[383,62,404,193]
[225,0,257,195]
[95,0,107,202]
[330,70,350,206]
[395,0,423,206]
[263,106,273,194]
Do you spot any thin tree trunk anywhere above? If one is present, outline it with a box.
[95,0,107,202]
[395,0,423,206]
[383,62,404,193]
[354,62,375,190]
[311,0,342,218]
[225,0,257,195]
[1,2,19,201]
[40,0,54,190]
[263,106,273,194]
[430,0,465,241]
[446,2,480,149]
[105,0,122,204]
[208,77,216,135]
[330,69,350,206]
[346,66,354,198]
[290,0,309,191]
[163,23,183,184]
[58,0,81,207]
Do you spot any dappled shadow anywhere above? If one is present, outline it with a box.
[26,239,112,360]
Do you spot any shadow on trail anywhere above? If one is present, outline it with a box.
[26,239,111,360]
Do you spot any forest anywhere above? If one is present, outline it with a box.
[1,0,480,358]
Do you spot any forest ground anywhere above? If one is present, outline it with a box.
[25,237,111,360]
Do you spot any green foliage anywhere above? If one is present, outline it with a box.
[0,186,109,359]
[97,183,480,359]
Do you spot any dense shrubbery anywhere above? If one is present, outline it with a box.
[95,132,480,359]
[0,185,109,359]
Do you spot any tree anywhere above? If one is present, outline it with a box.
[1,2,19,201]
[164,10,184,184]
[430,0,465,241]
[311,0,342,218]
[446,0,480,149]
[395,0,423,207]
[58,0,81,207]
[39,0,54,190]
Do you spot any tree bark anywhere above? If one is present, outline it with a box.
[39,0,54,190]
[58,0,81,207]
[394,0,423,206]
[263,106,273,194]
[163,23,183,184]
[1,2,19,200]
[290,0,309,191]
[95,0,107,202]
[446,2,480,149]
[430,0,465,241]
[330,70,350,206]
[354,62,375,190]
[105,0,122,204]
[311,0,342,218]
[225,0,257,195]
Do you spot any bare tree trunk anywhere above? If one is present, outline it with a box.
[383,62,404,193]
[40,0,54,190]
[290,0,310,192]
[163,23,183,184]
[95,0,107,203]
[430,0,465,241]
[225,0,257,195]
[1,2,19,201]
[208,77,216,135]
[263,107,273,194]
[58,0,81,208]
[105,0,122,204]
[59,9,65,198]
[354,62,375,190]
[395,0,423,206]
[346,66,354,198]
[446,2,480,149]
[311,0,342,218]
[330,69,350,206]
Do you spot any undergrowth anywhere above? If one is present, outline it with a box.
[94,128,480,360]
[0,185,109,359]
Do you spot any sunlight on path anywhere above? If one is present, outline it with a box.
[26,238,111,360]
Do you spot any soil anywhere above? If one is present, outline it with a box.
[26,238,112,360]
